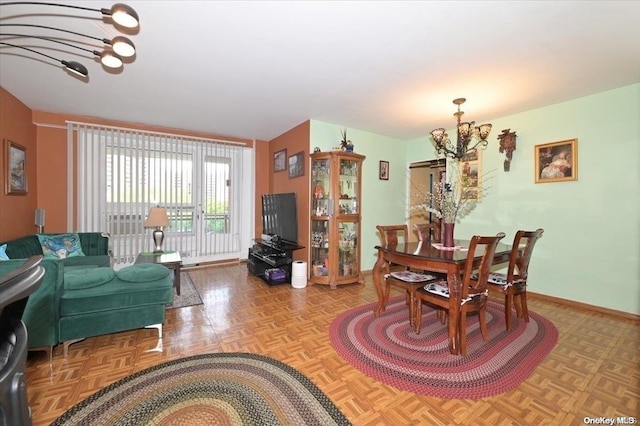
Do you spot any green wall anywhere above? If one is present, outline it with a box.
[312,83,640,315]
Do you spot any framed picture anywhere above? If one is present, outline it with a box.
[274,149,287,172]
[288,151,305,178]
[535,138,578,183]
[5,139,27,195]
[379,160,389,180]
[460,148,482,200]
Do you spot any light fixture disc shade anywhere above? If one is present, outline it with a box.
[111,3,140,28]
[63,60,88,77]
[111,36,135,57]
[100,51,123,68]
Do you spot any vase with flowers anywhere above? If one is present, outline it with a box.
[412,167,489,247]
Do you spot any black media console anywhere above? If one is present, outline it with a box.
[247,239,304,285]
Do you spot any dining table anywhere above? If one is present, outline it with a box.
[372,238,512,355]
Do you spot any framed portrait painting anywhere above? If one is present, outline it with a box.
[288,151,305,178]
[534,138,578,183]
[274,149,287,172]
[5,139,27,195]
[379,160,389,180]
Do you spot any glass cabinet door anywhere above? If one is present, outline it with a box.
[311,157,331,217]
[337,158,359,215]
[338,220,359,277]
[310,219,330,278]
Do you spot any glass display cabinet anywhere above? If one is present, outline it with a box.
[309,151,365,288]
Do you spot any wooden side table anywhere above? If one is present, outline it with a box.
[135,251,183,295]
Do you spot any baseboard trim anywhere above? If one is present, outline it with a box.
[361,269,639,322]
[527,291,639,322]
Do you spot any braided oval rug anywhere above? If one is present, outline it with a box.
[330,296,558,399]
[53,353,350,426]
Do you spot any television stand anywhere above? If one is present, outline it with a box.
[247,239,305,285]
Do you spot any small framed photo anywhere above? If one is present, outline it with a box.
[379,160,389,180]
[288,151,305,178]
[5,139,27,195]
[274,149,287,172]
[535,138,578,183]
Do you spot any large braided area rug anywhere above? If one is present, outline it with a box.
[330,296,558,399]
[52,352,351,426]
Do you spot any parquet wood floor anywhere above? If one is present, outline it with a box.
[25,264,639,425]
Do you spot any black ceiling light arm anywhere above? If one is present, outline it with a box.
[0,24,136,57]
[1,33,99,56]
[0,41,87,77]
[0,2,139,28]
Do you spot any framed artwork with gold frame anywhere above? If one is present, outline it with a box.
[534,138,577,183]
[5,139,28,195]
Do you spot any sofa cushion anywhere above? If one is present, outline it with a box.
[60,268,173,316]
[37,233,85,259]
[0,244,8,261]
[65,267,116,290]
[116,264,170,283]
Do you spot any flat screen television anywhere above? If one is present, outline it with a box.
[262,192,298,245]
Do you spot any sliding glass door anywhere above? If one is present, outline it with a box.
[71,123,250,266]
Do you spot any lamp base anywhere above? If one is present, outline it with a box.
[152,228,165,253]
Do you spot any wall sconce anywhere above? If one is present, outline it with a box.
[144,207,170,253]
[497,129,517,172]
[35,208,45,233]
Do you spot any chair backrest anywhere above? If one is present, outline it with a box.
[376,224,408,247]
[507,228,544,282]
[413,222,441,242]
[461,233,506,298]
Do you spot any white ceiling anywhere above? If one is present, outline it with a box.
[1,1,639,141]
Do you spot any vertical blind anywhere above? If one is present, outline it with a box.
[67,122,248,266]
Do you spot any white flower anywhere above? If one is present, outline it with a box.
[411,166,492,224]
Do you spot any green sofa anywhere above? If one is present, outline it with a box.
[0,233,174,357]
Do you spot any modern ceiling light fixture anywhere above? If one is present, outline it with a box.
[0,24,136,57]
[0,2,140,29]
[430,98,492,161]
[0,41,88,77]
[1,33,124,68]
[0,2,138,78]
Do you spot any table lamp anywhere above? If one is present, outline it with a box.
[144,207,170,253]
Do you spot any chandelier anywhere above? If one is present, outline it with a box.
[0,2,139,78]
[430,98,492,160]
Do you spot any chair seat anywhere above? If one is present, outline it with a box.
[423,281,450,297]
[388,270,437,283]
[422,282,486,302]
[472,272,525,286]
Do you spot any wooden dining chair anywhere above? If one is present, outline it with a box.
[414,232,506,356]
[376,224,439,327]
[485,228,544,331]
[413,222,441,243]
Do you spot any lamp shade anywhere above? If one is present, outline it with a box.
[145,207,170,228]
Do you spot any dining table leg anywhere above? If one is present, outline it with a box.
[372,249,387,317]
[447,272,461,355]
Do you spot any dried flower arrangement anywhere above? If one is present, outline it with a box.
[411,166,493,224]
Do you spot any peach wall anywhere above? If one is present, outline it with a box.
[254,139,270,235]
[35,125,68,233]
[267,121,311,262]
[0,87,37,240]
